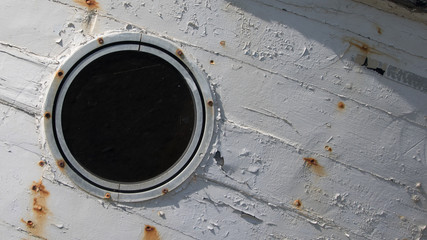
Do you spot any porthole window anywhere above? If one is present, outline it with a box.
[44,33,214,202]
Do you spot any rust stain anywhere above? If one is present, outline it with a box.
[104,192,111,199]
[207,100,214,107]
[303,157,326,176]
[56,159,65,169]
[376,26,382,35]
[74,0,100,10]
[345,38,383,56]
[293,199,302,209]
[143,225,160,240]
[38,161,45,167]
[162,188,169,195]
[220,40,226,46]
[210,60,215,65]
[324,145,332,152]
[27,180,50,237]
[337,101,345,110]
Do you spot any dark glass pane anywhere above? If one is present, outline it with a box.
[61,51,195,183]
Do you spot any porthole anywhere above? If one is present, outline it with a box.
[44,33,214,202]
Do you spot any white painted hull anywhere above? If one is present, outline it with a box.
[0,0,426,239]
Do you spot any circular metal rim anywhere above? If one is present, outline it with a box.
[44,32,215,202]
[54,44,204,191]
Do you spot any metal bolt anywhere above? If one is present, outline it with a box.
[104,192,111,199]
[44,112,51,119]
[57,70,64,77]
[176,49,183,57]
[57,160,65,168]
[97,38,104,44]
[145,225,154,231]
[207,100,213,107]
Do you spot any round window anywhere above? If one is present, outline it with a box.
[44,33,214,202]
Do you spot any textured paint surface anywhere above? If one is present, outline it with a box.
[0,0,426,239]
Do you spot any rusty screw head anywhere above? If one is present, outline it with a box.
[145,225,154,231]
[27,220,34,226]
[38,161,45,167]
[293,199,302,207]
[44,112,51,119]
[210,60,215,65]
[207,100,213,107]
[176,49,183,57]
[57,160,65,168]
[32,185,37,191]
[97,38,104,45]
[337,101,345,109]
[57,70,64,78]
[104,192,111,199]
[162,188,169,194]
[220,40,226,46]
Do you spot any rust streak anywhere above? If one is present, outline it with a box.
[344,38,383,56]
[143,225,160,240]
[28,180,50,238]
[74,0,100,10]
[303,157,326,177]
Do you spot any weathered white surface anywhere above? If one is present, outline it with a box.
[0,0,426,239]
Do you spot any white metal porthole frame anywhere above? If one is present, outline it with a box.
[44,32,215,202]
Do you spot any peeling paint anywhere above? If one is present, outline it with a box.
[0,0,426,239]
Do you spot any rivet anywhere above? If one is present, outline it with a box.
[176,49,184,57]
[145,225,154,231]
[38,161,45,167]
[293,199,302,207]
[57,160,65,168]
[162,188,169,194]
[104,192,111,199]
[207,100,214,107]
[97,38,104,45]
[44,112,51,119]
[57,70,64,77]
